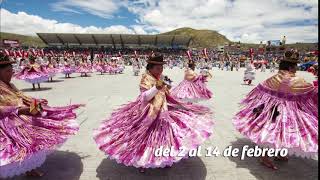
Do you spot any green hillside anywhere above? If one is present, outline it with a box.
[161,27,231,48]
[0,32,46,47]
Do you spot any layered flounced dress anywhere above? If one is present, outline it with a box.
[170,68,212,103]
[95,62,107,74]
[233,70,318,158]
[14,63,49,84]
[0,81,83,178]
[76,62,93,74]
[62,62,75,75]
[45,63,59,79]
[94,71,214,168]
[243,65,255,81]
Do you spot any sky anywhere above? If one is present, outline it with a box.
[0,0,318,43]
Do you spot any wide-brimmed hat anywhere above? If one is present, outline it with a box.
[146,55,166,65]
[0,52,15,65]
[188,60,195,65]
[282,51,299,63]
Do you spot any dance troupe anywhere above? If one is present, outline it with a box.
[0,50,318,178]
[13,55,125,90]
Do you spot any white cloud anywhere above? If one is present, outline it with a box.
[131,25,148,34]
[125,0,318,43]
[51,0,122,19]
[0,8,137,35]
[1,0,318,43]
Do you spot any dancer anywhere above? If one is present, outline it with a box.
[243,59,255,85]
[132,58,141,76]
[95,59,107,75]
[93,54,214,173]
[108,59,116,74]
[0,53,84,178]
[45,56,59,82]
[117,58,125,74]
[233,51,318,170]
[270,59,276,73]
[261,61,266,72]
[235,58,240,71]
[14,55,49,90]
[77,58,92,77]
[171,60,212,102]
[62,58,74,78]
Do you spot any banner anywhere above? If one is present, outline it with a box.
[269,40,281,46]
[3,39,20,47]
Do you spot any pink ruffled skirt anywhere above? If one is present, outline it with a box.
[171,76,212,102]
[0,104,82,178]
[233,84,318,158]
[93,97,214,168]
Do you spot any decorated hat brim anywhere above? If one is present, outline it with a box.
[281,59,299,63]
[0,60,16,65]
[146,60,166,65]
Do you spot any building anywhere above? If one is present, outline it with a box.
[37,33,193,49]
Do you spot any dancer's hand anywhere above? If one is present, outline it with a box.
[39,99,48,105]
[18,106,32,116]
[156,80,164,90]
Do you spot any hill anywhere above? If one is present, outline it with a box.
[0,32,46,47]
[161,27,230,48]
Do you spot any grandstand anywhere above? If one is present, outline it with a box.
[37,33,192,49]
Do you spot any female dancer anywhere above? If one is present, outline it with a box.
[171,60,212,102]
[94,55,214,173]
[45,56,59,82]
[132,58,141,76]
[14,55,49,90]
[77,58,92,77]
[233,51,318,170]
[243,59,255,85]
[0,53,84,178]
[95,58,107,75]
[62,58,74,78]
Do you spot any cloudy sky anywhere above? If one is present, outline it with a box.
[0,0,318,43]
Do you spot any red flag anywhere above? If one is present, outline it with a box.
[63,51,67,57]
[24,51,29,59]
[28,48,34,56]
[41,49,45,57]
[17,50,22,57]
[9,50,14,57]
[4,49,10,56]
[203,48,208,58]
[30,48,37,56]
[186,50,192,60]
[12,51,17,58]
